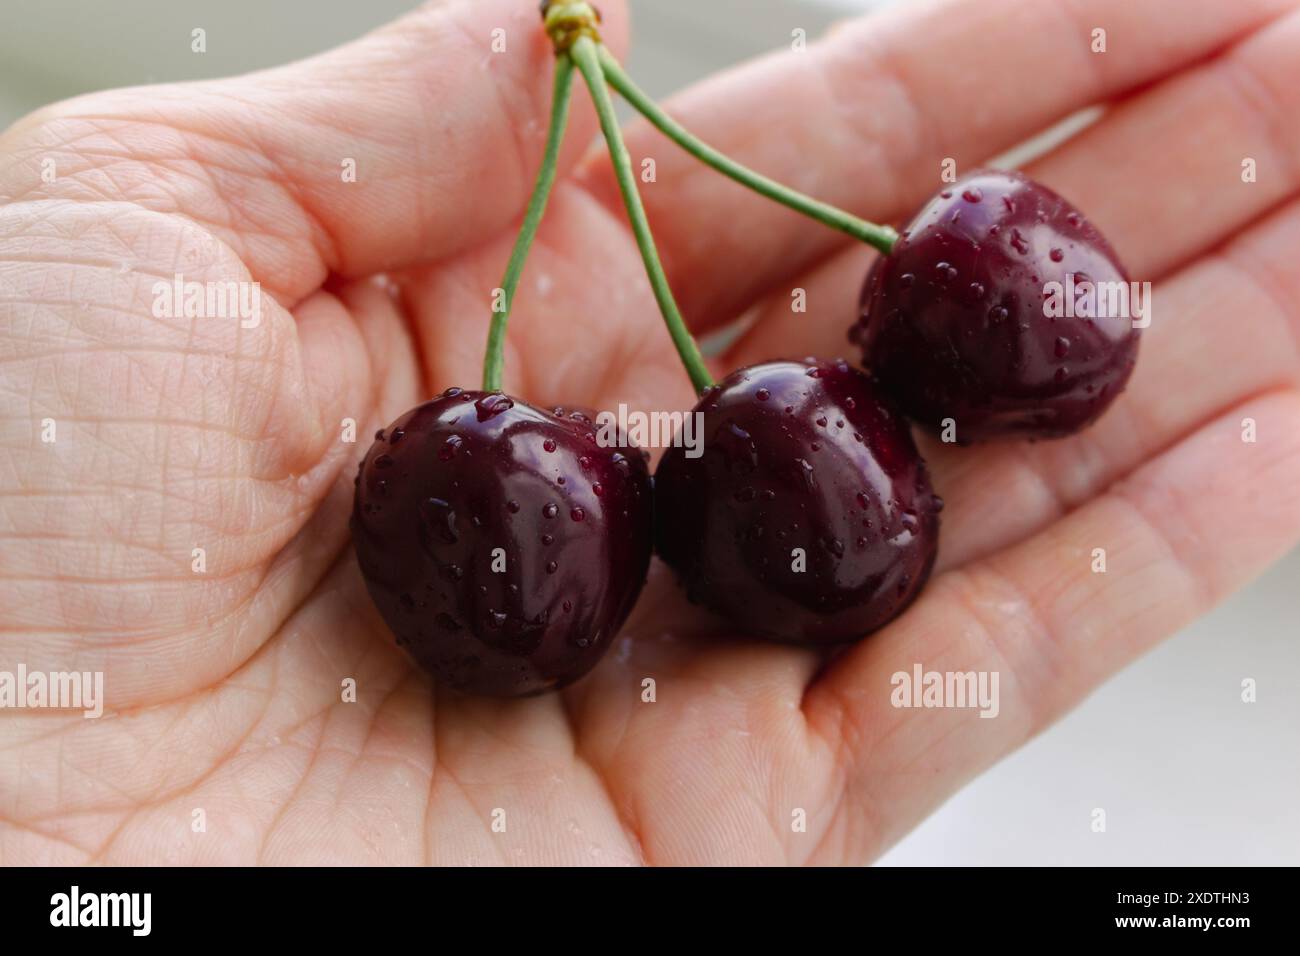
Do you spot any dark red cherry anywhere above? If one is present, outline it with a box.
[352,389,652,696]
[852,170,1140,441]
[654,359,940,644]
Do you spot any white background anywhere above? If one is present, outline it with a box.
[0,0,1295,865]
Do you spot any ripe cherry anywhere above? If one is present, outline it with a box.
[852,170,1140,442]
[654,359,941,644]
[352,388,653,696]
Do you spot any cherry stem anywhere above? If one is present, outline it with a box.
[597,45,898,256]
[482,55,576,394]
[570,36,714,395]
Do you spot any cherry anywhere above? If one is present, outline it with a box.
[654,359,941,644]
[852,170,1140,442]
[352,388,653,696]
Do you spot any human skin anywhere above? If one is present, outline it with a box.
[1,0,1299,865]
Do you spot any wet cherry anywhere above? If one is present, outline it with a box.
[852,170,1140,441]
[654,359,941,644]
[352,388,653,696]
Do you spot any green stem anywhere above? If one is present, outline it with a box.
[482,55,576,393]
[570,37,713,395]
[598,45,897,256]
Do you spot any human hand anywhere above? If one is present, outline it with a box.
[2,0,1298,865]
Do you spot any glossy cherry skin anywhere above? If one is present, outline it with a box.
[852,170,1140,442]
[352,389,653,697]
[654,359,941,645]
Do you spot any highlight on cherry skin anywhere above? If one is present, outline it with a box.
[351,388,653,697]
[852,169,1141,442]
[654,359,942,645]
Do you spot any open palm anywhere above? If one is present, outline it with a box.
[3,0,1299,865]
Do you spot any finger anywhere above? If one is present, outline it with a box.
[803,388,1300,861]
[577,0,1294,330]
[1024,6,1300,281]
[0,0,629,306]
